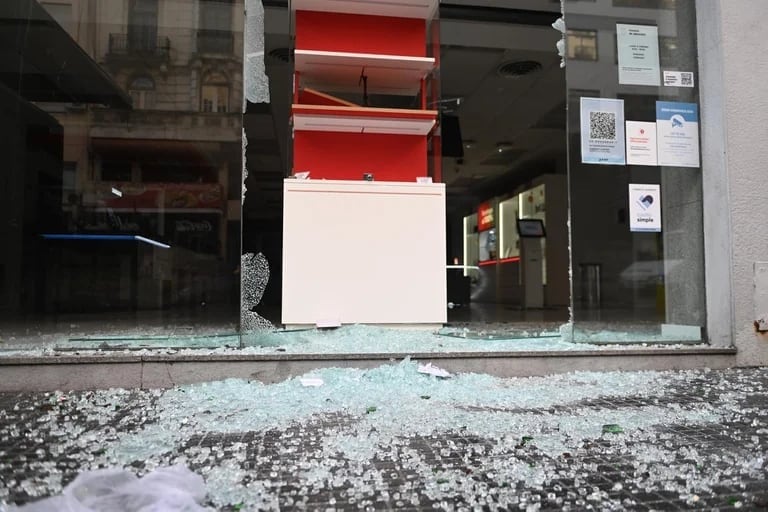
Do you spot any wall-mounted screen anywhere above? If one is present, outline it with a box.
[517,219,546,238]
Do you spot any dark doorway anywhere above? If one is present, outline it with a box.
[439,3,570,334]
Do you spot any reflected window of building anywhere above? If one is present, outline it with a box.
[659,36,679,67]
[201,72,230,112]
[62,161,77,202]
[128,0,159,51]
[567,29,598,61]
[41,2,72,34]
[198,0,234,53]
[142,164,217,183]
[101,160,132,182]
[128,75,155,110]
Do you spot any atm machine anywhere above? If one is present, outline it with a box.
[517,218,546,309]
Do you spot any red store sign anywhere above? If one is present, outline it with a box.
[92,183,223,211]
[478,202,495,231]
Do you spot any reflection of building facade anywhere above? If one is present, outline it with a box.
[39,0,243,313]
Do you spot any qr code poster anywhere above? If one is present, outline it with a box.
[580,97,626,165]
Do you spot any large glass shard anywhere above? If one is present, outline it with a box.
[240,252,274,334]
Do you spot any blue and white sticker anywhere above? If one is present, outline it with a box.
[656,101,700,168]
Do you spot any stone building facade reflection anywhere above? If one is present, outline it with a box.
[38,0,243,318]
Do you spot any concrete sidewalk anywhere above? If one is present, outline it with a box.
[1,363,767,511]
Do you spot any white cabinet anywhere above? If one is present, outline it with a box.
[282,179,447,327]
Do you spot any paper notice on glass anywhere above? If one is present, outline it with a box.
[656,101,700,167]
[663,70,695,88]
[580,97,626,165]
[625,121,658,166]
[617,24,661,86]
[629,184,661,233]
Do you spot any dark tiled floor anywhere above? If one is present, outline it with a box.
[2,368,768,511]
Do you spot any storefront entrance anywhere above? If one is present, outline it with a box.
[436,0,706,345]
[0,0,707,353]
[438,3,569,336]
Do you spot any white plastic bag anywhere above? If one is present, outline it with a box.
[12,465,208,512]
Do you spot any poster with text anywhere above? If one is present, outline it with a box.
[656,101,700,167]
[580,97,626,165]
[625,121,658,166]
[617,24,661,86]
[629,184,662,233]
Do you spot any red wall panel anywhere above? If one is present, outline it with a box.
[294,131,427,182]
[295,11,426,57]
[298,89,357,107]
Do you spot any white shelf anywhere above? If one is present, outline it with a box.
[292,105,437,135]
[295,49,435,96]
[291,0,438,19]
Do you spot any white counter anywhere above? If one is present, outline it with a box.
[282,179,446,327]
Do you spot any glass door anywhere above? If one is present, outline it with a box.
[563,0,705,344]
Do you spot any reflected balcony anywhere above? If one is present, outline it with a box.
[89,108,242,142]
[107,33,171,62]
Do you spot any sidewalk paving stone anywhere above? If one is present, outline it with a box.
[0,363,767,511]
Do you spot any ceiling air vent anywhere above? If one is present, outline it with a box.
[497,60,542,78]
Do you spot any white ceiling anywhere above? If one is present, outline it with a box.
[438,14,566,189]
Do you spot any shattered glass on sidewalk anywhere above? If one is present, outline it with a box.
[0,323,709,358]
[2,363,768,510]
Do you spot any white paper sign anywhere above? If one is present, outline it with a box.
[629,184,661,233]
[617,24,661,86]
[625,121,658,166]
[656,101,700,168]
[580,97,626,165]
[663,70,695,88]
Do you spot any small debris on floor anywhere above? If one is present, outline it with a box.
[417,362,452,378]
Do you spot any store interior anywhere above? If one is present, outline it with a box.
[436,1,569,331]
[249,0,570,334]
